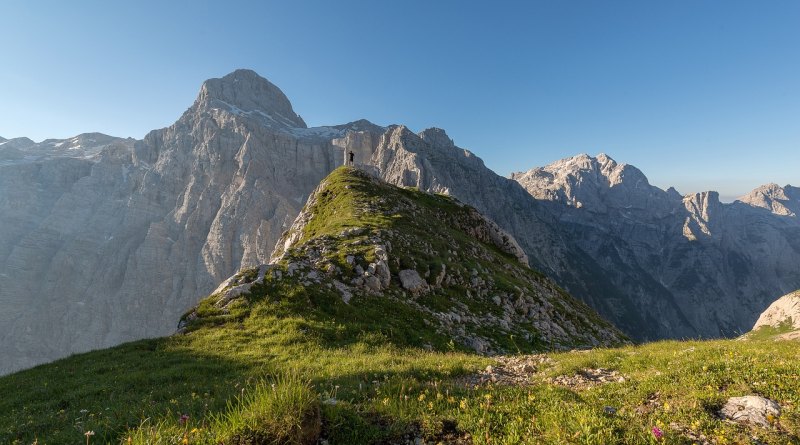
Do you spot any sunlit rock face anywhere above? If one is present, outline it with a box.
[2,70,799,374]
[512,155,800,340]
[0,70,348,374]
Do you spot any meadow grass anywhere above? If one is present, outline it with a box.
[1,304,798,444]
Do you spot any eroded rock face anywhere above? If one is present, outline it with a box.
[0,70,349,374]
[511,154,800,340]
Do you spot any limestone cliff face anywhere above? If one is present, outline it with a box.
[511,155,800,339]
[0,70,347,374]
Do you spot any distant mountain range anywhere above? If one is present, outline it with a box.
[1,69,798,374]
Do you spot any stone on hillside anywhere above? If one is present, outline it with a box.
[398,269,428,294]
[374,260,391,287]
[468,337,488,354]
[363,275,382,292]
[332,280,353,304]
[340,227,366,238]
[719,396,780,428]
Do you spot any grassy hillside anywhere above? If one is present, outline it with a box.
[1,168,798,444]
[2,326,798,444]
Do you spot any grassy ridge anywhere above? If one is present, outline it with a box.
[1,167,798,443]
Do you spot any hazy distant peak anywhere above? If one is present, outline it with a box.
[666,186,682,200]
[738,183,800,216]
[0,137,35,150]
[332,119,383,133]
[197,69,307,129]
[512,153,649,189]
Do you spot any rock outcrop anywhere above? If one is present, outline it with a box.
[748,290,800,340]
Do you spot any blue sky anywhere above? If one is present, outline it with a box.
[1,1,798,200]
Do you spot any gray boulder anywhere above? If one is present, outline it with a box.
[719,396,780,428]
[398,269,428,294]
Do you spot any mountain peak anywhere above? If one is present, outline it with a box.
[738,183,799,216]
[418,127,455,148]
[197,69,307,128]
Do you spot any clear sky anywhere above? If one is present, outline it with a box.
[1,1,798,201]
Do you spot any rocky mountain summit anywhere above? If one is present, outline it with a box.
[739,183,800,217]
[0,70,348,374]
[510,154,800,339]
[182,167,626,353]
[2,69,798,374]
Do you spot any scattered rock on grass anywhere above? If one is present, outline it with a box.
[460,355,552,387]
[549,368,626,389]
[719,395,781,428]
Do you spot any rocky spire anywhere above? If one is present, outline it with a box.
[196,69,307,128]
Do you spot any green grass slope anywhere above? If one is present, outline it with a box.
[1,168,798,444]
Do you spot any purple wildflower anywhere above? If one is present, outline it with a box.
[651,426,664,440]
[179,413,189,425]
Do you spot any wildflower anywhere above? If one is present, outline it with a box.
[418,393,426,402]
[382,397,390,406]
[651,426,663,440]
[84,431,95,445]
[179,413,189,425]
[182,432,189,445]
[459,398,468,410]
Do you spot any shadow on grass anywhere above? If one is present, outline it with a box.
[0,337,250,444]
